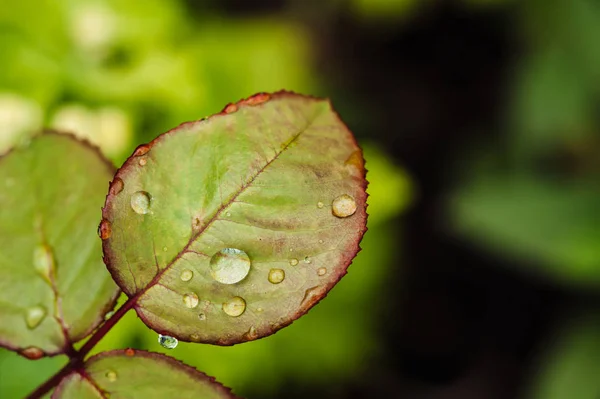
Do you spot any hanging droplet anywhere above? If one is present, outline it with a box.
[98,219,112,240]
[109,178,124,196]
[33,244,55,283]
[130,191,151,214]
[222,296,246,317]
[303,256,311,264]
[183,293,199,309]
[209,248,251,284]
[332,194,357,218]
[289,258,299,266]
[180,269,193,282]
[25,306,46,329]
[105,370,117,382]
[158,334,178,349]
[268,268,285,284]
[317,201,324,209]
[317,267,327,276]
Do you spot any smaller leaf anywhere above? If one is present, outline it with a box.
[52,349,239,399]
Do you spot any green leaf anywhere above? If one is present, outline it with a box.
[0,132,120,357]
[527,315,600,399]
[53,349,238,399]
[101,91,368,344]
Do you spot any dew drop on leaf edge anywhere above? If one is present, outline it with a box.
[332,194,357,218]
[158,334,178,349]
[209,248,251,284]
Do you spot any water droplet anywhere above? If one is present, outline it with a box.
[256,307,264,313]
[25,306,46,329]
[289,258,299,266]
[124,348,135,356]
[300,286,322,309]
[158,334,178,349]
[209,248,251,284]
[20,346,43,360]
[138,158,147,166]
[225,212,231,217]
[130,191,151,214]
[180,269,193,282]
[317,201,324,209]
[289,248,294,252]
[303,256,311,264]
[198,313,206,321]
[332,194,357,218]
[109,178,124,195]
[244,93,271,105]
[98,219,112,240]
[268,268,285,284]
[222,296,246,317]
[223,103,238,114]
[244,326,258,340]
[33,244,54,283]
[106,370,117,382]
[318,239,324,244]
[133,144,151,157]
[183,293,199,309]
[317,267,327,276]
[344,150,363,172]
[162,246,168,252]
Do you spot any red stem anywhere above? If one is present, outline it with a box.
[25,295,138,399]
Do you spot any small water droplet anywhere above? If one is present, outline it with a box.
[317,267,327,276]
[133,144,151,157]
[256,307,264,313]
[162,246,168,252]
[289,258,299,266]
[289,248,294,252]
[198,313,206,321]
[180,269,193,281]
[106,370,117,382]
[20,346,43,360]
[317,201,324,209]
[124,348,135,356]
[25,306,46,329]
[225,212,231,217]
[222,296,246,317]
[138,158,147,166]
[209,248,251,284]
[158,334,178,349]
[332,194,357,218]
[223,103,238,114]
[130,191,151,214]
[33,244,54,283]
[244,93,271,106]
[109,178,124,195]
[268,268,285,284]
[98,219,112,240]
[244,326,258,340]
[318,239,324,244]
[303,256,311,264]
[183,293,199,309]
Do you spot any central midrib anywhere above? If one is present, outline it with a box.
[128,113,317,306]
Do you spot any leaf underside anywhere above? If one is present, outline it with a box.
[101,91,368,344]
[0,133,120,357]
[52,349,239,399]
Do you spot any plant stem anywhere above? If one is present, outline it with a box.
[25,295,138,398]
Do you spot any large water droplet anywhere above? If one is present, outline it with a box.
[109,178,124,195]
[130,191,151,214]
[180,269,193,282]
[25,306,46,329]
[183,293,199,309]
[317,267,327,276]
[209,248,251,284]
[268,269,285,284]
[289,258,299,266]
[332,194,357,218]
[158,334,178,349]
[98,219,112,239]
[222,296,246,317]
[105,370,117,382]
[33,244,54,283]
